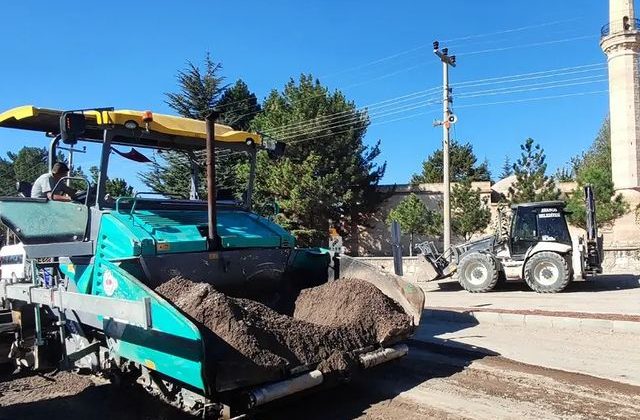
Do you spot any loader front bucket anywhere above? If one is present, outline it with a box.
[336,255,425,326]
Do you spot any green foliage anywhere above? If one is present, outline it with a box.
[411,140,490,184]
[140,152,195,198]
[88,166,134,197]
[387,193,441,255]
[164,53,227,120]
[257,153,339,246]
[499,155,513,179]
[508,138,561,204]
[554,167,575,182]
[8,147,48,184]
[451,178,492,241]
[250,74,388,248]
[565,119,627,228]
[217,79,261,131]
[144,54,259,197]
[574,119,611,170]
[0,157,16,196]
[106,178,134,197]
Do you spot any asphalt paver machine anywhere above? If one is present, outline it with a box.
[0,106,424,418]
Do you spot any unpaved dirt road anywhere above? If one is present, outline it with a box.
[1,340,639,420]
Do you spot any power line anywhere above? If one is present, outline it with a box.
[266,63,608,139]
[278,78,609,145]
[265,86,441,137]
[456,77,608,100]
[338,34,597,93]
[456,74,608,97]
[320,17,583,79]
[213,25,593,114]
[276,100,440,142]
[457,34,596,56]
[453,63,605,88]
[454,89,608,109]
[289,89,609,147]
[268,67,609,140]
[268,94,441,139]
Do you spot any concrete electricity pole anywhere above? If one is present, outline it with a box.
[433,41,457,252]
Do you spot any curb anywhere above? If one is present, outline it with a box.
[423,308,640,334]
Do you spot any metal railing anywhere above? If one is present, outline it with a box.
[601,18,640,37]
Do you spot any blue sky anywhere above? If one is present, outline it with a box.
[0,1,612,189]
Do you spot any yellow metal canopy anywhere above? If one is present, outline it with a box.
[0,105,262,148]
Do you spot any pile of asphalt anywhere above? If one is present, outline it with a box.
[155,277,412,389]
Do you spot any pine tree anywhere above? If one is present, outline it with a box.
[565,119,627,228]
[142,54,260,197]
[499,155,513,179]
[411,140,490,184]
[88,166,134,197]
[250,74,388,250]
[508,138,561,204]
[386,193,441,256]
[164,53,227,120]
[217,80,261,131]
[8,147,48,184]
[451,178,492,241]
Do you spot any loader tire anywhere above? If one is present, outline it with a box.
[457,252,499,293]
[523,252,571,293]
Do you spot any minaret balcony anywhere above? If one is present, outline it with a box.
[601,18,640,38]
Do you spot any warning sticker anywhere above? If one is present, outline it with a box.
[103,269,118,296]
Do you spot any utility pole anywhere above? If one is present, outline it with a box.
[433,40,457,252]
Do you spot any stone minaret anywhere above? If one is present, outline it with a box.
[601,0,640,192]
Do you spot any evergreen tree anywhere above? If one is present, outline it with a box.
[386,193,441,256]
[0,157,16,196]
[8,147,48,184]
[554,166,575,182]
[88,166,134,197]
[217,79,261,130]
[411,140,490,184]
[142,54,260,197]
[565,119,627,228]
[451,178,492,241]
[164,53,227,120]
[499,155,513,179]
[255,153,339,246]
[508,138,561,204]
[250,74,388,249]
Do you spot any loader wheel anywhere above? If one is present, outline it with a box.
[523,252,571,293]
[457,252,499,293]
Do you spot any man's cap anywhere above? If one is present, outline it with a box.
[51,162,70,174]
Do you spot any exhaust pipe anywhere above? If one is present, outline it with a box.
[359,344,408,368]
[245,345,408,408]
[247,370,324,408]
[205,110,220,250]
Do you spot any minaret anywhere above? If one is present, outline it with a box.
[600,0,640,192]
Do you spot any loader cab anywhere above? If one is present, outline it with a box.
[510,201,571,259]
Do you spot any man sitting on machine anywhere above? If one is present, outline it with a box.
[30,162,77,201]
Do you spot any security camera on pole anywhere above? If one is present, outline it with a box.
[432,41,457,253]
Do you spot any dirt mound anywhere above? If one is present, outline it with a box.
[293,278,412,344]
[155,277,412,390]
